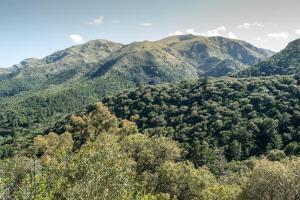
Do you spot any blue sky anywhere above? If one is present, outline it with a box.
[1,0,300,67]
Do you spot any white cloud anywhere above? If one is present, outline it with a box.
[295,29,300,35]
[238,22,264,29]
[217,26,227,31]
[169,30,184,36]
[69,34,84,44]
[186,28,200,35]
[227,32,238,39]
[169,27,237,39]
[266,32,289,40]
[238,23,251,29]
[200,26,227,37]
[87,16,104,25]
[140,22,152,26]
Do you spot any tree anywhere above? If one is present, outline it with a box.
[122,134,181,174]
[240,159,300,200]
[155,161,215,200]
[266,149,286,161]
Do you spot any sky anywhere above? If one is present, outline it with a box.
[1,0,300,67]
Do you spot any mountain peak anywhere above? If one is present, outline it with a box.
[68,39,123,52]
[10,39,124,70]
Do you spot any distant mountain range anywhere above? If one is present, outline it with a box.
[0,35,273,98]
[1,34,300,158]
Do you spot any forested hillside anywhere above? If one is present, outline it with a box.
[239,38,300,76]
[104,75,300,165]
[1,103,299,200]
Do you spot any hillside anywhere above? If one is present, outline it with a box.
[0,40,124,98]
[89,35,274,83]
[238,38,300,76]
[11,39,124,77]
[157,35,273,76]
[1,102,299,200]
[103,75,300,165]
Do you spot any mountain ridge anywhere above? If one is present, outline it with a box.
[238,38,300,76]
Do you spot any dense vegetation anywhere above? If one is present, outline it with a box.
[1,103,299,200]
[0,75,136,158]
[104,75,300,166]
[1,36,300,199]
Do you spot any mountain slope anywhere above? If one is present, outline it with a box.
[157,35,273,76]
[103,75,300,164]
[11,39,124,77]
[88,35,274,82]
[0,40,123,98]
[89,40,199,85]
[238,38,300,76]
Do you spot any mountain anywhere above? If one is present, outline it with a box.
[88,35,274,84]
[0,35,274,158]
[88,39,199,85]
[0,40,123,98]
[238,38,300,76]
[11,39,124,77]
[157,35,274,76]
[1,35,273,84]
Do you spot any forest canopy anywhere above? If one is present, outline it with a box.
[1,103,299,200]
